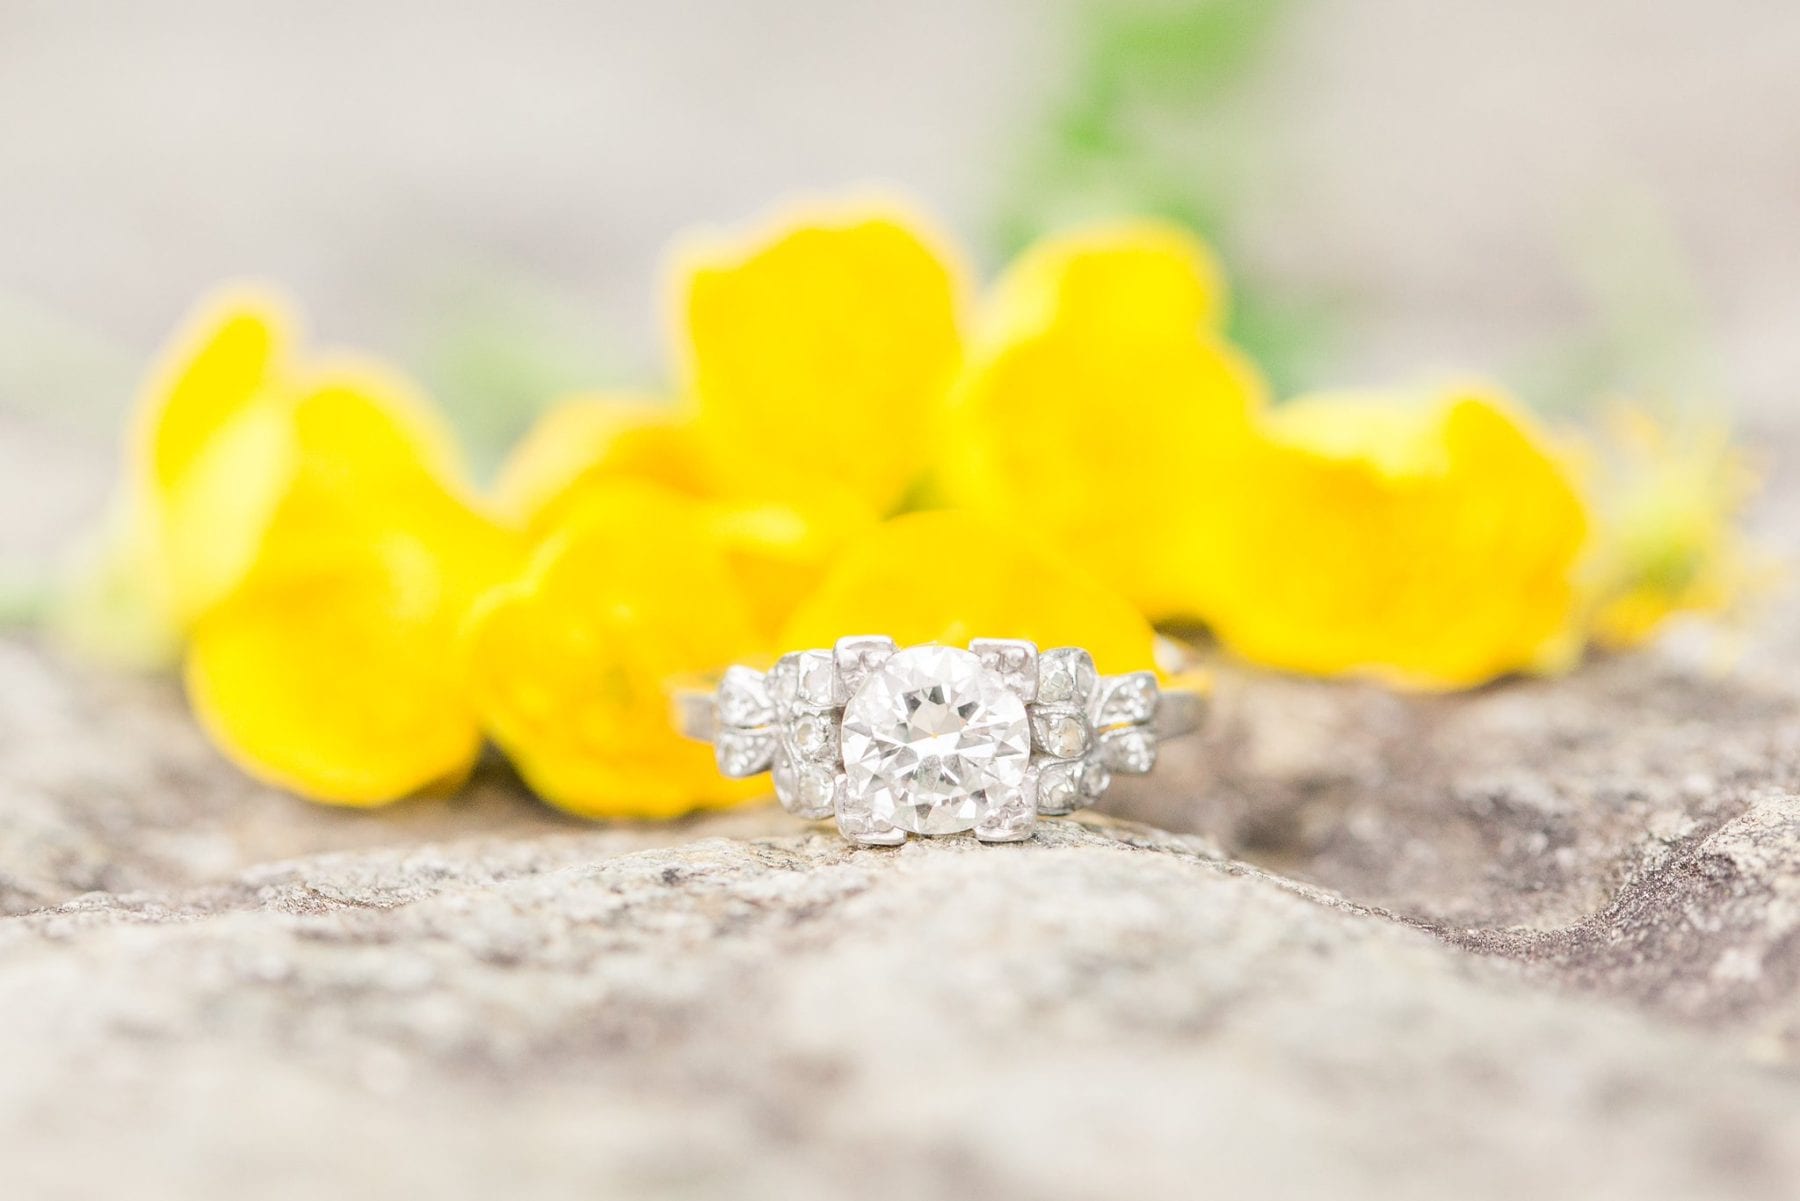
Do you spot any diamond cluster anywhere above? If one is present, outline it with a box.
[710,637,1163,844]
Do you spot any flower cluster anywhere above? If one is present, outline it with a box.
[74,193,1749,815]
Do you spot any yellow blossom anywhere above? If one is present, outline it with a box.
[462,479,765,818]
[670,196,966,514]
[980,217,1229,342]
[491,392,713,529]
[782,510,1158,674]
[133,290,305,622]
[493,393,878,640]
[58,289,297,666]
[941,220,1266,622]
[185,367,519,805]
[1202,387,1590,690]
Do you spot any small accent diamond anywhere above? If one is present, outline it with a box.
[773,748,839,819]
[789,711,839,761]
[1036,759,1084,814]
[767,655,800,714]
[793,650,837,709]
[1031,710,1091,760]
[1036,647,1098,707]
[716,728,776,778]
[1098,726,1157,774]
[1094,671,1158,729]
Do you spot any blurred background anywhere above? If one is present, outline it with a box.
[4,0,1798,596]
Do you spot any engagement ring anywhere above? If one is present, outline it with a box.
[676,637,1204,844]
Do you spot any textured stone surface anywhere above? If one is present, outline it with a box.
[4,604,1800,1199]
[4,793,1800,1201]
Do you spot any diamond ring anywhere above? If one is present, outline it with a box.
[675,636,1204,844]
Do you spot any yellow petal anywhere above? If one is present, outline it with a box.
[284,359,466,499]
[782,510,1158,674]
[943,224,1265,621]
[124,286,299,625]
[491,393,714,530]
[708,492,877,640]
[134,285,294,496]
[1204,388,1590,689]
[981,218,1228,343]
[185,372,518,805]
[464,480,765,819]
[497,394,880,642]
[671,196,966,513]
[156,398,298,619]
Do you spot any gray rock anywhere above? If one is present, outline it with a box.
[3,809,1799,1201]
[4,622,1800,1200]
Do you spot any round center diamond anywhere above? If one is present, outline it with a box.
[840,645,1032,835]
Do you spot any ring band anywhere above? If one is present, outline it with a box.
[675,636,1204,844]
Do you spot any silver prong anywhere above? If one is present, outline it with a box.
[839,812,905,846]
[974,821,1033,843]
[836,775,903,844]
[833,635,896,703]
[975,771,1037,842]
[971,637,1038,702]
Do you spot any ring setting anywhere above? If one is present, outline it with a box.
[676,636,1204,844]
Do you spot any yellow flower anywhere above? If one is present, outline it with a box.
[463,479,765,818]
[782,509,1158,674]
[133,289,304,622]
[66,287,514,803]
[941,219,1266,622]
[1583,405,1759,650]
[491,392,713,530]
[185,366,520,805]
[58,288,297,665]
[670,195,966,514]
[493,393,878,640]
[1202,387,1590,689]
[980,217,1229,342]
